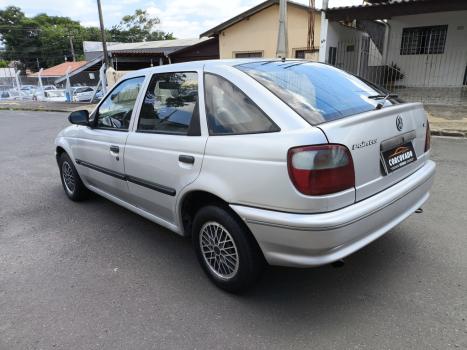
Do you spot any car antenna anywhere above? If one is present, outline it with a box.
[281,57,286,63]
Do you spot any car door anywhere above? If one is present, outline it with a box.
[72,76,146,200]
[124,70,207,225]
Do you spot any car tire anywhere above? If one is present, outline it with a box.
[192,205,264,293]
[58,152,88,201]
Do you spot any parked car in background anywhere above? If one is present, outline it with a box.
[72,86,95,102]
[55,59,435,292]
[43,85,57,91]
[20,85,36,95]
[38,89,66,102]
[0,89,21,100]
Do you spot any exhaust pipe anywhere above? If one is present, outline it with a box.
[331,259,345,268]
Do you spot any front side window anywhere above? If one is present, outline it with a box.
[96,76,144,130]
[204,73,279,135]
[137,72,199,135]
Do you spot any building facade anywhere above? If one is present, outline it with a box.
[321,0,467,89]
[200,0,321,60]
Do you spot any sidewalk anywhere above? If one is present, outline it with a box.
[0,100,97,113]
[425,105,467,137]
[1,100,466,137]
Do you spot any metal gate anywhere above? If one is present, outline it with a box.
[328,29,467,96]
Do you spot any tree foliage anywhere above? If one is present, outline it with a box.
[109,9,175,42]
[0,6,175,71]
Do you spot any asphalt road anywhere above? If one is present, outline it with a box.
[0,110,466,350]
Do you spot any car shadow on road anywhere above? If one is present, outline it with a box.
[62,185,419,321]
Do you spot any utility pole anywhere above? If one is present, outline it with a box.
[97,0,110,69]
[69,35,76,62]
[318,0,329,62]
[307,0,315,51]
[276,0,288,58]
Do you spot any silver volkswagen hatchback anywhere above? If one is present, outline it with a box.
[55,59,435,292]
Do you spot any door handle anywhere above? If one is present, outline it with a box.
[179,155,195,164]
[110,145,120,153]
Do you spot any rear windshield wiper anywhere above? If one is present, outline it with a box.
[368,93,398,100]
[368,93,398,110]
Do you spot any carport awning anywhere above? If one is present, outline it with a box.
[326,0,467,21]
[54,57,103,84]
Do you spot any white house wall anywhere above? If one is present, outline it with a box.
[386,11,467,87]
[326,21,367,75]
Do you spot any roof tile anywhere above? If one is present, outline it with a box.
[30,61,88,77]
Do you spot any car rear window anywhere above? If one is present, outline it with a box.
[236,61,396,125]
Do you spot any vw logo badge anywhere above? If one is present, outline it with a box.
[396,115,403,131]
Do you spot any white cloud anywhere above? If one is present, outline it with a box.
[0,0,364,39]
[144,0,363,39]
[145,0,261,38]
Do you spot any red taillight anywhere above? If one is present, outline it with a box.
[287,144,355,196]
[425,120,431,152]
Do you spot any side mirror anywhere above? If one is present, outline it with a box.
[68,110,90,126]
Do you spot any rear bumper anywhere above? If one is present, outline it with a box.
[231,160,436,267]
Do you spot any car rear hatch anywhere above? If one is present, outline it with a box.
[318,102,429,202]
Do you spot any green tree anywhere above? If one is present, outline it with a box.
[0,7,40,69]
[109,9,175,42]
[0,6,175,71]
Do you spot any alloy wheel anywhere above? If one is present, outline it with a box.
[199,221,239,280]
[62,161,75,194]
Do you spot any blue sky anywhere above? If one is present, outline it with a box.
[0,0,362,38]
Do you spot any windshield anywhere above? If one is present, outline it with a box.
[236,61,398,125]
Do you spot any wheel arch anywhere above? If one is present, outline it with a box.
[178,190,256,241]
[55,145,67,163]
[179,190,228,236]
[55,137,74,164]
[180,189,266,270]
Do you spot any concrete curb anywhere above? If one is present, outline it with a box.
[0,102,97,113]
[430,129,466,138]
[0,107,84,113]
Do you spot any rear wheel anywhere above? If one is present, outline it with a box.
[59,152,88,201]
[192,205,264,293]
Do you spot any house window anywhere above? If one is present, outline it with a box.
[234,51,263,58]
[400,25,448,55]
[294,49,318,59]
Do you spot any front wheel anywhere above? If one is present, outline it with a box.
[58,153,88,201]
[192,205,264,293]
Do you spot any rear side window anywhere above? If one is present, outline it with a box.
[138,72,199,135]
[204,73,279,135]
[237,61,398,125]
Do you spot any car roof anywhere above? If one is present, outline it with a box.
[123,58,305,79]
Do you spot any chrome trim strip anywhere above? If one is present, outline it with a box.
[75,159,125,180]
[126,175,176,196]
[75,158,176,196]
